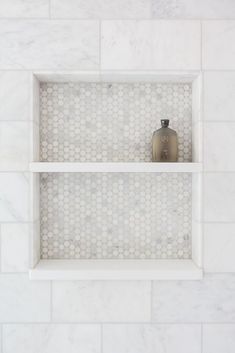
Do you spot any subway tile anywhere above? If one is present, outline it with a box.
[204,173,235,222]
[204,72,235,121]
[0,72,30,121]
[0,274,50,322]
[0,122,29,171]
[204,123,235,171]
[1,223,29,272]
[0,0,49,18]
[30,220,40,268]
[101,20,201,70]
[152,0,235,19]
[0,173,29,222]
[103,324,201,353]
[203,21,235,69]
[51,0,151,19]
[0,20,99,70]
[52,281,151,322]
[203,324,235,353]
[152,274,235,322]
[3,324,100,353]
[204,223,235,272]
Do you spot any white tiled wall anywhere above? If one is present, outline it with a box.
[0,0,235,352]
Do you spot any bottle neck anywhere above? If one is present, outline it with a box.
[161,119,169,128]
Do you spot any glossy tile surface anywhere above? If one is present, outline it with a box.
[3,324,101,353]
[52,281,151,322]
[101,20,201,70]
[103,324,201,353]
[51,0,151,18]
[0,274,50,322]
[0,20,99,69]
[152,274,235,322]
[1,223,29,272]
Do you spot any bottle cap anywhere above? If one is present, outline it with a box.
[161,119,169,127]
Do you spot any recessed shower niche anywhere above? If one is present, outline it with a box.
[29,72,202,280]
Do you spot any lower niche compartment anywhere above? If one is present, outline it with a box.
[40,172,192,260]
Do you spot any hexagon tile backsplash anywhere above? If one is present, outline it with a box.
[40,82,192,163]
[40,172,192,260]
[39,81,192,260]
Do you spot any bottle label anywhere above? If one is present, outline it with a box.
[160,135,169,143]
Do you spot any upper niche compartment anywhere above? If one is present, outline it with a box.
[40,82,192,163]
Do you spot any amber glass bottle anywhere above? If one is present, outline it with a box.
[152,119,178,162]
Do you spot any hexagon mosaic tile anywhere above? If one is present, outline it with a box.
[39,82,192,259]
[40,82,192,162]
[40,173,192,259]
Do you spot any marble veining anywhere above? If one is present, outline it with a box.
[0,173,29,222]
[0,20,99,69]
[152,274,235,322]
[103,324,201,353]
[40,82,192,163]
[39,81,193,260]
[101,20,201,70]
[40,172,192,260]
[152,0,235,19]
[51,0,151,19]
[3,324,101,353]
[52,281,151,322]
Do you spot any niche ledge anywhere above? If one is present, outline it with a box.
[29,259,203,281]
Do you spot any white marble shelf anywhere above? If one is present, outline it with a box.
[29,259,203,280]
[29,162,202,173]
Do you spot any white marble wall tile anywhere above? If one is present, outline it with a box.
[204,173,235,222]
[3,324,101,353]
[30,220,40,268]
[103,324,201,353]
[1,223,29,272]
[0,72,30,121]
[52,281,151,322]
[152,274,235,322]
[152,0,235,19]
[29,173,40,222]
[0,274,50,322]
[203,21,235,69]
[101,20,201,70]
[204,223,235,272]
[0,173,29,222]
[0,122,29,171]
[0,0,49,18]
[204,123,235,171]
[203,324,235,353]
[51,0,151,19]
[0,21,99,70]
[204,72,235,121]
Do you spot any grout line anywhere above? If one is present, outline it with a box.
[201,324,203,353]
[50,281,53,322]
[3,170,235,174]
[2,68,235,72]
[48,0,51,19]
[0,225,2,273]
[1,324,3,353]
[99,20,101,71]
[200,20,203,70]
[1,321,235,325]
[201,67,205,270]
[100,324,103,353]
[0,18,234,21]
[150,280,153,322]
